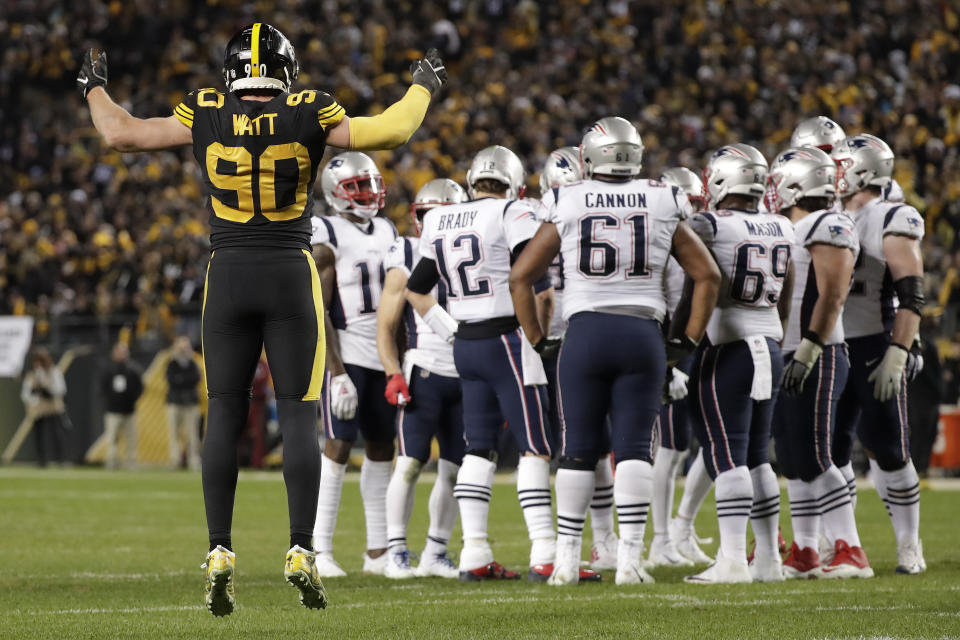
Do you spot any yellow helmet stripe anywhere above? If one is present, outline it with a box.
[251,23,262,77]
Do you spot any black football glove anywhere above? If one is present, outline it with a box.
[905,339,924,382]
[410,48,447,96]
[533,336,562,360]
[77,48,108,99]
[665,334,698,369]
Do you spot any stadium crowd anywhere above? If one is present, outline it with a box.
[2,0,960,390]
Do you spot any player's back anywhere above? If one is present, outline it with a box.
[177,87,345,250]
[546,178,689,322]
[689,208,794,344]
[842,198,924,339]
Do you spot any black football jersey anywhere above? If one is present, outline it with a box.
[174,88,345,250]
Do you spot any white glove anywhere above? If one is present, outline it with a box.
[663,368,689,403]
[329,373,358,421]
[422,304,458,344]
[867,343,908,402]
[781,336,823,396]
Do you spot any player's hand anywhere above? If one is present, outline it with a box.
[410,48,447,96]
[867,343,908,402]
[663,367,689,403]
[781,335,823,396]
[665,334,698,369]
[533,336,562,360]
[77,48,108,98]
[384,373,411,406]
[905,340,924,382]
[330,373,358,420]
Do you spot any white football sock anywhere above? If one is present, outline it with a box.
[652,446,687,538]
[614,459,653,545]
[556,468,595,540]
[313,454,346,553]
[749,463,781,560]
[786,478,820,551]
[868,458,892,516]
[837,461,857,510]
[386,456,422,551]
[714,466,752,563]
[876,460,920,547]
[812,465,860,548]
[590,456,615,541]
[360,456,392,552]
[676,448,713,529]
[518,455,555,565]
[425,458,459,556]
[454,454,495,545]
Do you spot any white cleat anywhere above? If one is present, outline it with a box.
[615,540,655,585]
[749,552,785,582]
[895,540,926,575]
[313,551,347,578]
[590,531,619,571]
[670,518,713,564]
[548,536,582,587]
[415,550,460,578]
[648,535,694,568]
[362,551,389,576]
[384,547,417,579]
[685,554,752,584]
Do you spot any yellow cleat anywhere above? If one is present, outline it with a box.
[285,545,328,610]
[202,545,236,617]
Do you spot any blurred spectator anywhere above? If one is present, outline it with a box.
[20,348,68,467]
[100,342,143,469]
[165,335,201,470]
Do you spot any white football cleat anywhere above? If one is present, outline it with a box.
[749,552,784,582]
[670,518,713,564]
[818,534,835,566]
[313,551,347,578]
[648,535,694,567]
[415,550,459,578]
[895,539,926,575]
[384,547,416,579]
[548,536,581,586]
[685,554,752,584]
[614,540,655,585]
[590,531,618,571]
[362,551,389,576]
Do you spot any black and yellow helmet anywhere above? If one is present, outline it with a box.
[222,22,298,93]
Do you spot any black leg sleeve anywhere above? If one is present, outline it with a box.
[202,396,250,551]
[277,398,321,549]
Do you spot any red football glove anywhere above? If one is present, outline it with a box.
[384,373,411,406]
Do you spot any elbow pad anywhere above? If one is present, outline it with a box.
[894,275,925,316]
[348,85,431,150]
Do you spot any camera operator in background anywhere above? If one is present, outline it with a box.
[101,342,144,469]
[166,336,202,470]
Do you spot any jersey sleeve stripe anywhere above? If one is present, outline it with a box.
[177,103,194,115]
[174,107,193,128]
[175,107,194,122]
[803,212,833,242]
[319,217,337,248]
[883,205,905,229]
[318,105,346,129]
[701,212,718,237]
[403,238,413,269]
[317,102,342,117]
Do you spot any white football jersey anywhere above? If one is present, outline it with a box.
[783,211,859,352]
[842,198,924,339]
[542,178,690,322]
[884,179,905,203]
[535,198,567,335]
[383,236,457,377]
[418,197,540,322]
[689,209,795,344]
[311,215,397,370]
[663,256,686,317]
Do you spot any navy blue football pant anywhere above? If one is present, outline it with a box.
[545,355,611,457]
[557,313,664,466]
[689,338,783,479]
[321,363,396,444]
[453,329,551,456]
[833,332,911,471]
[396,365,465,464]
[658,353,695,452]
[773,344,849,481]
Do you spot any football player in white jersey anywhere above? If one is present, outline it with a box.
[510,118,721,586]
[831,135,927,574]
[683,144,795,584]
[310,152,399,577]
[377,179,466,579]
[648,167,716,567]
[538,147,619,571]
[767,147,873,579]
[407,146,599,583]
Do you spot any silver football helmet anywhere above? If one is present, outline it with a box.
[790,116,846,152]
[410,178,466,232]
[466,145,526,200]
[539,147,582,193]
[580,116,643,179]
[660,167,706,211]
[703,143,768,208]
[320,152,385,219]
[831,134,895,198]
[764,147,836,213]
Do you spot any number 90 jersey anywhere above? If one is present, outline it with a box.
[540,179,690,322]
[175,87,346,250]
[688,210,795,344]
[418,198,540,322]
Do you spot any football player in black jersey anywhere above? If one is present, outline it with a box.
[78,22,446,616]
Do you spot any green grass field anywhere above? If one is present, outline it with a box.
[0,468,957,639]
